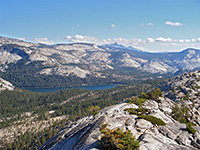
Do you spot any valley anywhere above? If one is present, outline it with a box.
[0,78,158,149]
[0,36,200,150]
[40,70,200,150]
[1,1,200,150]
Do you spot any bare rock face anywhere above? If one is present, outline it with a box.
[135,119,153,131]
[0,78,14,92]
[143,100,158,110]
[138,128,191,150]
[159,97,174,114]
[1,36,200,81]
[40,98,199,150]
[30,71,200,150]
[159,122,186,140]
[176,132,192,146]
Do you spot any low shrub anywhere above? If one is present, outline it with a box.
[147,88,162,102]
[88,106,100,115]
[140,92,150,99]
[195,85,200,89]
[186,122,196,134]
[138,115,166,126]
[171,103,190,124]
[183,95,189,101]
[98,124,139,150]
[127,97,146,106]
[124,108,149,115]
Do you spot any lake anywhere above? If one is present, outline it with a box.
[23,84,117,93]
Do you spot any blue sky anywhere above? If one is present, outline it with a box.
[0,0,200,52]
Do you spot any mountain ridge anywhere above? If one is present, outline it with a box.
[40,70,200,150]
[1,36,200,87]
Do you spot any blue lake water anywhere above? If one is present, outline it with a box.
[23,85,117,93]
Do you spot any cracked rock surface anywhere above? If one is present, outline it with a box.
[40,71,200,150]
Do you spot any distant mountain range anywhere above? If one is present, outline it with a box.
[0,36,200,87]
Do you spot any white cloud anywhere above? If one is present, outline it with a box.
[146,23,154,26]
[65,35,98,43]
[147,38,155,43]
[64,35,145,46]
[155,37,172,42]
[140,23,154,26]
[64,35,200,52]
[34,38,54,45]
[110,24,116,28]
[184,39,191,43]
[64,35,200,45]
[192,39,196,42]
[178,39,185,43]
[165,21,183,26]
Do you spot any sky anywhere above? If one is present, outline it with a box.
[0,0,200,52]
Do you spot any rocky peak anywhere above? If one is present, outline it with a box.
[40,71,200,150]
[159,70,200,101]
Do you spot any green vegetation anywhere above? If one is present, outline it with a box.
[171,103,196,134]
[124,108,149,115]
[171,103,190,124]
[3,119,67,150]
[98,124,139,150]
[146,88,162,102]
[0,43,168,88]
[127,97,146,106]
[138,115,166,126]
[0,58,117,88]
[127,88,162,106]
[88,106,100,115]
[0,79,161,149]
[0,48,166,88]
[0,88,87,125]
[139,92,149,99]
[183,94,189,100]
[0,81,155,125]
[186,122,196,134]
[195,85,200,89]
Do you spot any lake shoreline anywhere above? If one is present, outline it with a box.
[22,84,125,93]
[20,82,127,89]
